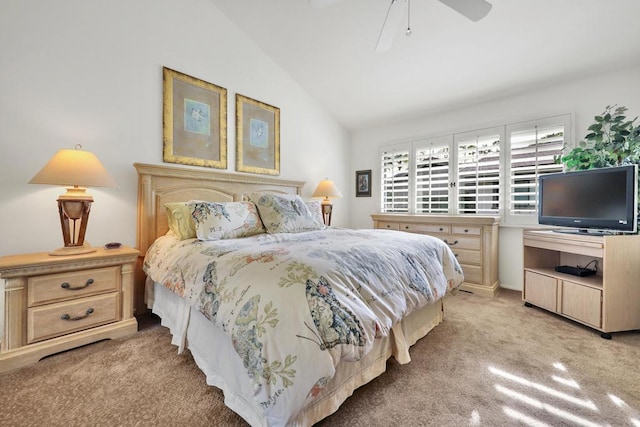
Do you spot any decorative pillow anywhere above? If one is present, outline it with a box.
[251,193,325,234]
[305,200,326,229]
[165,202,197,240]
[188,200,265,241]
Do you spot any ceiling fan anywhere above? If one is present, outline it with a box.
[309,0,492,52]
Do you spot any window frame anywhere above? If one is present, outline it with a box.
[378,113,573,226]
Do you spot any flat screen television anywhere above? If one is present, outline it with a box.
[538,164,638,234]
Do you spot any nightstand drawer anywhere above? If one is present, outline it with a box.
[27,293,120,343]
[28,266,119,306]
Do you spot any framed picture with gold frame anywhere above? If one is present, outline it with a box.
[163,67,227,169]
[236,93,280,176]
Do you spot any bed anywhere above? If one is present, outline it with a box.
[134,163,464,426]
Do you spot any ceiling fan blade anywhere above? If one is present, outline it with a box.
[375,0,407,53]
[308,0,343,8]
[438,0,492,22]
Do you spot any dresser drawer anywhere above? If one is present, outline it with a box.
[451,249,481,265]
[452,226,481,236]
[442,236,481,251]
[28,266,119,307]
[400,223,451,235]
[460,264,482,284]
[377,221,400,230]
[27,292,120,343]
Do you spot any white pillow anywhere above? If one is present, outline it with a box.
[188,200,265,241]
[251,193,325,234]
[305,199,326,229]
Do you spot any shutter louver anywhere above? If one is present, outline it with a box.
[457,134,501,215]
[381,148,410,212]
[415,142,450,214]
[509,124,565,215]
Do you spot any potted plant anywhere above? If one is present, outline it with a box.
[560,105,640,170]
[559,105,640,230]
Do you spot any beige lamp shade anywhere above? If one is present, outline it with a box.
[312,178,343,200]
[29,145,117,256]
[29,147,117,189]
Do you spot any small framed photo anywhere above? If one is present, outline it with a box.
[356,169,372,197]
[236,94,280,176]
[162,67,227,169]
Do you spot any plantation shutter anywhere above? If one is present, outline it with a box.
[506,115,570,225]
[456,130,501,215]
[509,125,565,215]
[414,137,451,214]
[381,145,410,212]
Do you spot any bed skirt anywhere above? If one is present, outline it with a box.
[147,280,444,426]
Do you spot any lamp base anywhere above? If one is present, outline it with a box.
[49,242,96,256]
[320,201,333,227]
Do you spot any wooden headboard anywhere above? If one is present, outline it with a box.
[133,162,305,312]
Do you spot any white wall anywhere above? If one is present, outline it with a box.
[0,0,350,257]
[350,64,640,290]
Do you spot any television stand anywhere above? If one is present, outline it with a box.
[523,230,640,338]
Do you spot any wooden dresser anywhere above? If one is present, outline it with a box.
[0,246,139,372]
[371,214,500,297]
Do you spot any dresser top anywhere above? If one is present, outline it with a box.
[371,213,499,226]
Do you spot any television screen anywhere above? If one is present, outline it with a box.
[538,165,638,233]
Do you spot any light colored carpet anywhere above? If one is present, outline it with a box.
[1,289,638,426]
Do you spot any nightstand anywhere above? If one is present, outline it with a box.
[0,246,139,373]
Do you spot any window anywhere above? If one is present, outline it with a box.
[379,114,571,225]
[414,137,451,214]
[455,129,502,215]
[380,143,410,213]
[505,115,570,225]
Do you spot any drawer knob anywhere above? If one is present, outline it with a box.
[386,225,391,228]
[464,229,469,233]
[60,308,94,321]
[61,278,94,291]
[439,227,443,231]
[405,226,409,230]
[444,239,458,246]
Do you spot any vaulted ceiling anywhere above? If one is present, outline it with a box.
[210,0,640,132]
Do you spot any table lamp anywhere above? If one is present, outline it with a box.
[28,145,117,256]
[312,178,343,226]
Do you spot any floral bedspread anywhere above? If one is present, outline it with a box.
[144,228,463,425]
